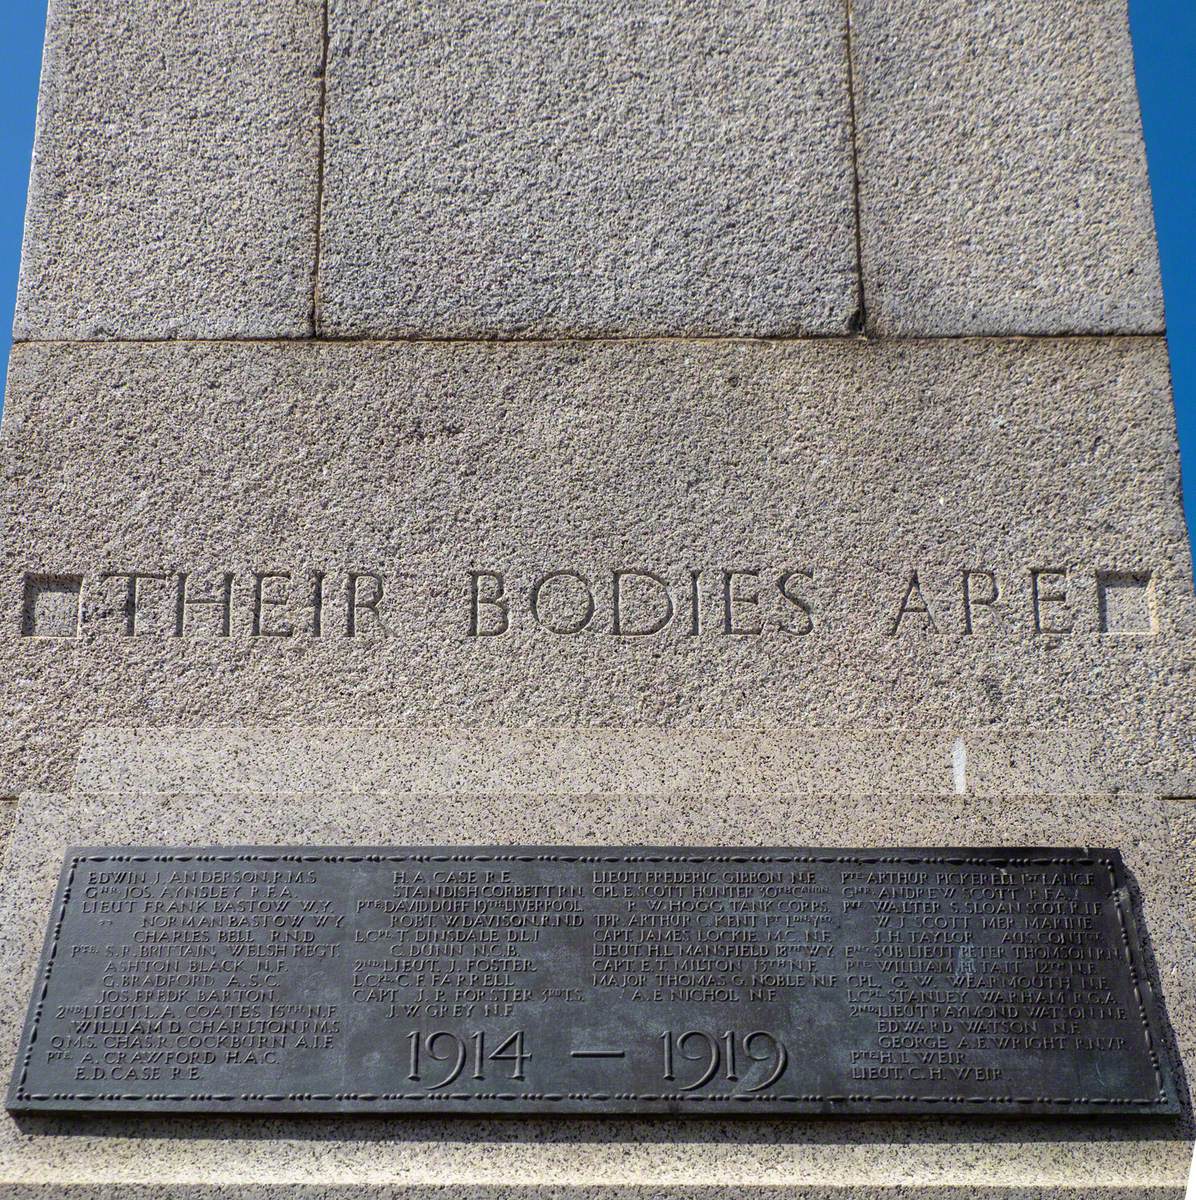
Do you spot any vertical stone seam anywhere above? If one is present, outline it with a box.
[309,0,330,338]
[843,0,867,336]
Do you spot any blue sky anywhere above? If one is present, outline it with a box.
[0,2,43,380]
[0,2,1191,550]
[1134,0,1196,552]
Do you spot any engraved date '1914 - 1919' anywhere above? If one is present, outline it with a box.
[8,847,1178,1117]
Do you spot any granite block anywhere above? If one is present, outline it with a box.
[853,0,1164,337]
[1,337,1193,794]
[14,0,322,340]
[2,0,1190,1191]
[0,1190,1183,1199]
[1167,802,1196,937]
[0,803,12,873]
[0,791,1190,1194]
[67,726,1192,800]
[0,1189,1184,1200]
[318,0,858,337]
[0,1182,1185,1198]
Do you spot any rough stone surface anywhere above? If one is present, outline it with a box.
[853,0,1164,337]
[1170,801,1196,938]
[67,726,1195,800]
[0,1192,1183,1200]
[0,802,12,872]
[0,1190,1183,1199]
[318,0,858,338]
[1,0,1189,1192]
[0,1192,1182,1200]
[0,791,1191,1194]
[1,337,1193,795]
[13,0,322,341]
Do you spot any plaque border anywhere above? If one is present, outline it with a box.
[7,846,1181,1117]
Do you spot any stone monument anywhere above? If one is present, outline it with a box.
[0,0,1192,1194]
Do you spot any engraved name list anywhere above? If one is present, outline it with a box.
[9,846,1176,1116]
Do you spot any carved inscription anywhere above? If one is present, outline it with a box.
[470,566,1157,638]
[15,566,1159,640]
[9,847,1176,1115]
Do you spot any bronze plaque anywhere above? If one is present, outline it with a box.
[7,846,1178,1116]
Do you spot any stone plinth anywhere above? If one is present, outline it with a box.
[1,337,1192,795]
[1,0,1192,1193]
[0,787,1191,1197]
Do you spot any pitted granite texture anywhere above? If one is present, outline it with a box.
[1170,801,1196,937]
[0,791,1190,1194]
[0,1187,1182,1199]
[13,0,322,340]
[0,802,12,871]
[317,0,858,338]
[0,1191,1181,1200]
[853,0,1164,337]
[1,337,1194,794]
[68,725,1190,800]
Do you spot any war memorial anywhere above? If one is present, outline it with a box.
[0,0,1192,1195]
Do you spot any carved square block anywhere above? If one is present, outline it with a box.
[20,574,81,638]
[1097,571,1157,635]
